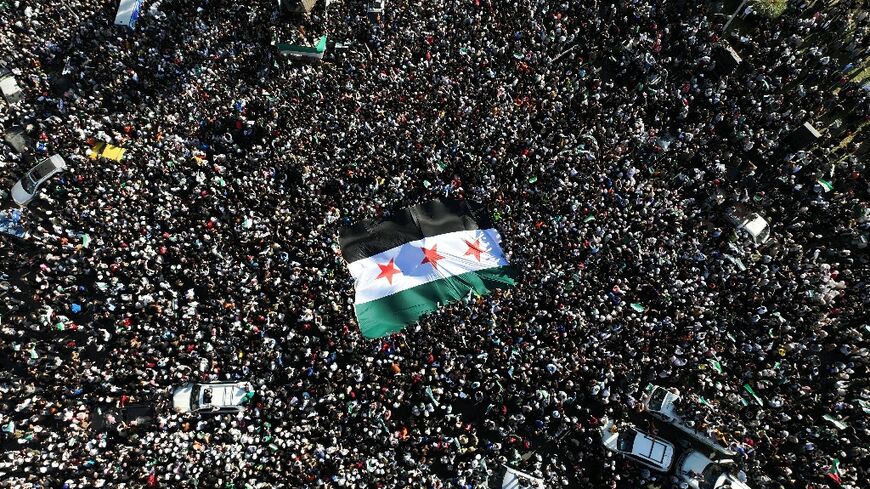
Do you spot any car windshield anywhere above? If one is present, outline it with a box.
[648,388,668,411]
[22,173,39,194]
[190,384,201,410]
[697,463,725,489]
[617,429,637,452]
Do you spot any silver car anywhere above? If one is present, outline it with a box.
[11,154,67,205]
[172,381,254,414]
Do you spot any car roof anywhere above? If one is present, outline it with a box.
[200,382,249,407]
[741,214,768,236]
[654,387,680,417]
[679,450,714,475]
[633,432,674,466]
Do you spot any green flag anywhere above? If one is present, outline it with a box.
[709,359,723,373]
[817,179,833,192]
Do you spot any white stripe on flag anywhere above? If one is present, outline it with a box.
[347,228,508,304]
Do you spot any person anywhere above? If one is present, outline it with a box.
[0,0,868,487]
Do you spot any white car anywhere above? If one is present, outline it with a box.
[172,381,254,414]
[0,66,23,105]
[641,384,735,455]
[600,417,675,472]
[368,0,385,13]
[676,450,750,489]
[499,465,546,488]
[10,154,67,205]
[725,209,770,244]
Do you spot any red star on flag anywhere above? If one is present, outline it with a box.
[376,258,401,284]
[420,244,446,269]
[464,238,485,261]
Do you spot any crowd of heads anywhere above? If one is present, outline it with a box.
[0,0,868,487]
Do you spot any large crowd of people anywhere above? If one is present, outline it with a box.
[0,0,868,487]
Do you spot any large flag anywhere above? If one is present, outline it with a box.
[339,199,518,338]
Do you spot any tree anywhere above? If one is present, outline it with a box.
[753,0,788,18]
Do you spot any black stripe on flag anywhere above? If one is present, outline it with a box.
[339,198,493,264]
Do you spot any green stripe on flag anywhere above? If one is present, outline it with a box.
[817,179,833,192]
[743,383,763,406]
[354,266,518,338]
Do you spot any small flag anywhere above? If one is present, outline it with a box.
[528,176,538,184]
[630,303,646,312]
[743,384,763,406]
[82,234,91,248]
[817,179,834,192]
[709,359,723,373]
[583,214,596,223]
[825,458,842,485]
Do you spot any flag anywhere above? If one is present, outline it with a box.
[817,179,833,192]
[743,384,763,406]
[825,458,841,484]
[89,141,126,161]
[822,414,848,430]
[339,199,518,338]
[277,35,328,60]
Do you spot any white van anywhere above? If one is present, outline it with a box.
[0,66,23,105]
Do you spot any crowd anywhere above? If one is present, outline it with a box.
[0,0,868,487]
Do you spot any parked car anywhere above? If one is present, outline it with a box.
[368,0,385,14]
[10,154,67,205]
[600,417,676,472]
[3,126,31,154]
[90,403,156,436]
[725,208,770,244]
[172,381,254,414]
[494,465,546,488]
[676,450,750,489]
[0,66,23,105]
[641,384,735,455]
